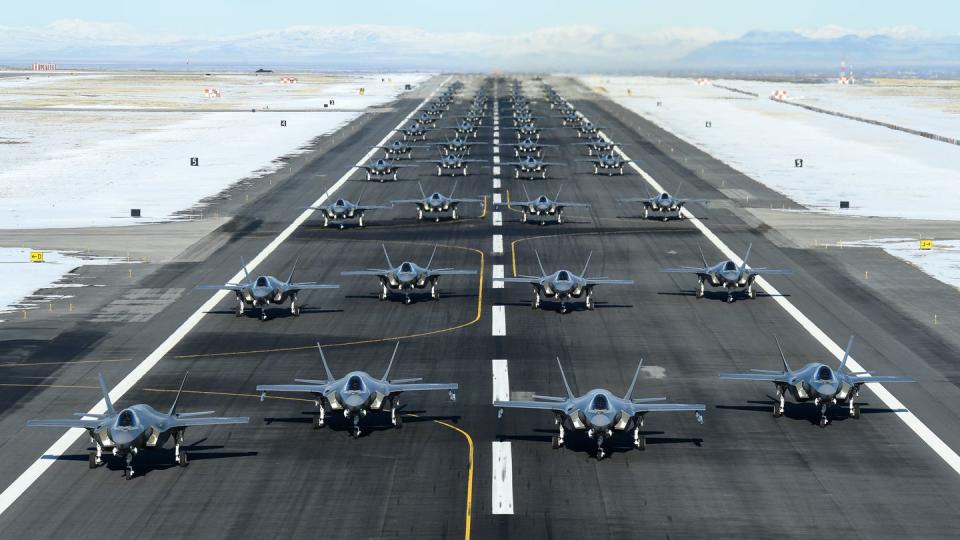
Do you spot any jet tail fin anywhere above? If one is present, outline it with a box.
[774,335,792,373]
[697,242,709,269]
[580,251,593,277]
[522,183,531,201]
[838,335,855,373]
[317,342,335,382]
[286,256,300,284]
[382,341,401,380]
[168,372,189,416]
[381,244,394,269]
[742,242,753,267]
[534,250,547,277]
[425,245,438,271]
[450,179,459,199]
[240,257,251,284]
[554,183,564,201]
[623,358,644,400]
[98,372,115,415]
[556,357,575,399]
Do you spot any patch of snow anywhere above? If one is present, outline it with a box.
[847,238,960,290]
[584,76,960,221]
[0,248,122,314]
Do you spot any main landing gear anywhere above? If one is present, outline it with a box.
[773,388,785,418]
[532,290,541,309]
[313,406,327,430]
[88,441,104,469]
[379,283,389,301]
[696,279,705,299]
[124,453,135,480]
[290,296,301,317]
[551,421,565,450]
[816,398,830,428]
[633,425,646,451]
[236,298,245,317]
[390,398,402,429]
[174,431,188,468]
[585,292,595,311]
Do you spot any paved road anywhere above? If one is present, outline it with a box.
[0,75,958,539]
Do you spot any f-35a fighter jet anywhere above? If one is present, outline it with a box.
[496,357,704,460]
[391,181,484,221]
[619,186,708,221]
[512,137,559,157]
[257,342,458,438]
[430,136,488,156]
[356,158,417,182]
[197,258,339,320]
[27,373,248,479]
[372,140,430,160]
[417,153,486,176]
[720,336,914,427]
[661,243,791,303]
[496,251,633,313]
[577,153,632,175]
[307,193,391,229]
[340,244,476,304]
[499,184,590,224]
[503,155,567,179]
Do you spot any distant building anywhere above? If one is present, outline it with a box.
[32,63,56,71]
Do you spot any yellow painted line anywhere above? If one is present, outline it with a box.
[479,195,489,219]
[503,190,522,214]
[176,243,485,359]
[409,414,474,540]
[143,388,314,403]
[0,358,131,369]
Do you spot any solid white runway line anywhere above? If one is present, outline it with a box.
[491,441,515,515]
[492,193,502,205]
[492,234,503,254]
[0,76,455,517]
[493,178,501,189]
[492,305,506,336]
[493,264,505,288]
[493,211,503,227]
[586,111,960,478]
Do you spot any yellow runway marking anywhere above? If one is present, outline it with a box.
[408,414,474,540]
[176,242,485,359]
[503,189,523,214]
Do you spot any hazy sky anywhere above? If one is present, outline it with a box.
[3,0,954,38]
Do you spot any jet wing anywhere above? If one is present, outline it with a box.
[355,205,393,211]
[495,276,540,284]
[386,382,459,394]
[168,415,249,428]
[196,284,244,291]
[719,371,789,382]
[256,383,332,395]
[390,199,426,205]
[660,266,708,273]
[749,268,793,276]
[341,269,391,276]
[629,403,706,414]
[27,418,102,429]
[850,375,914,384]
[584,279,634,285]
[494,400,567,412]
[556,202,591,208]
[287,282,340,290]
[427,269,478,276]
[449,198,485,204]
[539,162,568,167]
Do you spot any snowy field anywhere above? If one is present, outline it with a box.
[0,248,123,316]
[847,238,960,291]
[0,71,430,228]
[582,76,960,221]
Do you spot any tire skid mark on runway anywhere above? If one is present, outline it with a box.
[0,76,455,517]
[173,243,484,359]
[582,114,960,477]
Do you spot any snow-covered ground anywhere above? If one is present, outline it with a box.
[847,238,960,291]
[582,76,960,221]
[0,71,431,228]
[0,247,123,316]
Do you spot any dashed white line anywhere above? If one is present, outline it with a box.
[493,211,503,227]
[493,178,501,189]
[493,155,500,165]
[493,166,501,176]
[493,138,500,145]
[591,115,960,478]
[492,305,506,336]
[0,76,456,517]
[492,193,502,205]
[493,264,505,289]
[492,234,503,254]
[491,359,509,402]
[492,441,515,515]
[493,146,500,155]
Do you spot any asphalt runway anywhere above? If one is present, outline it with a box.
[0,75,958,539]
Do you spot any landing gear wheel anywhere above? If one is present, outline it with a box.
[773,402,783,418]
[313,414,325,430]
[819,416,828,428]
[560,303,568,314]
[726,294,734,304]
[748,286,757,299]
[124,467,134,480]
[431,282,439,300]
[393,414,403,429]
[404,295,412,305]
[596,447,605,461]
[260,309,268,321]
[89,452,98,469]
[177,451,189,467]
[323,216,329,227]
[850,404,861,419]
[643,208,649,219]
[635,435,646,451]
[585,295,594,310]
[551,435,561,449]
[236,303,244,317]
[452,208,459,220]
[358,216,365,228]
[352,427,361,439]
[696,281,705,299]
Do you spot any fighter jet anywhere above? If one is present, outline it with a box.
[307,192,391,228]
[413,111,438,125]
[391,181,484,221]
[449,119,489,138]
[660,243,791,303]
[27,373,248,479]
[499,184,590,224]
[197,257,339,320]
[257,342,458,438]
[496,357,704,460]
[399,122,436,141]
[356,158,417,182]
[512,137,559,157]
[340,244,477,304]
[496,251,633,312]
[577,153,632,176]
[575,136,629,156]
[618,187,707,220]
[554,109,582,126]
[720,336,914,427]
[430,135,488,156]
[502,122,555,140]
[373,140,431,160]
[502,154,567,179]
[417,153,486,176]
[572,120,603,138]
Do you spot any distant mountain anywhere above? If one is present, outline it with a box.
[678,31,960,74]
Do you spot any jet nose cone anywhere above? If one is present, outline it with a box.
[110,429,138,448]
[816,383,838,397]
[344,394,366,409]
[591,414,613,428]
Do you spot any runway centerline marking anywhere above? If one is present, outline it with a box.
[491,359,509,403]
[493,212,503,227]
[491,441,515,515]
[492,306,506,336]
[492,235,503,255]
[493,178,501,189]
[493,146,499,155]
[492,193,502,205]
[493,155,500,165]
[0,76,455,517]
[493,166,501,176]
[581,106,960,477]
[492,265,504,289]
